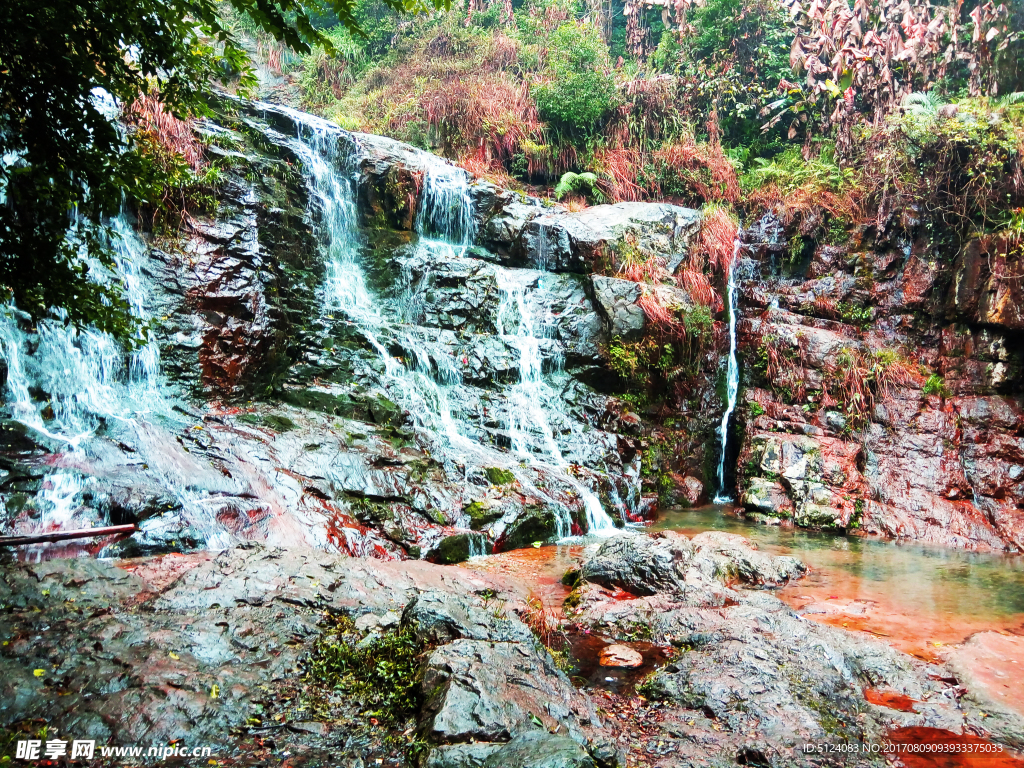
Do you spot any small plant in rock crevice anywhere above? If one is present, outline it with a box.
[302,617,428,725]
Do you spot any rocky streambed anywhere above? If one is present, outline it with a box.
[2,529,1023,767]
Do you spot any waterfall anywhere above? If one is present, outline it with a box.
[0,212,164,446]
[493,269,616,536]
[0,206,200,546]
[415,160,476,251]
[283,113,617,538]
[714,237,742,503]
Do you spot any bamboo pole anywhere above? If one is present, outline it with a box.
[0,525,137,547]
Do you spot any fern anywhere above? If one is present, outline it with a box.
[901,91,946,117]
[554,171,606,203]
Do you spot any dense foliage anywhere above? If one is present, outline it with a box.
[533,22,619,139]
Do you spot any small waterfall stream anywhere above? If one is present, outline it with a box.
[494,268,616,534]
[714,237,742,502]
[0,206,229,549]
[0,212,164,446]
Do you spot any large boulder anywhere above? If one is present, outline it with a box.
[688,531,806,586]
[579,530,803,598]
[519,203,700,273]
[580,531,692,595]
[419,639,598,744]
[426,732,596,768]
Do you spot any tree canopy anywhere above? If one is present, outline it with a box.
[0,0,433,337]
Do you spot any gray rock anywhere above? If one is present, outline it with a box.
[521,203,700,273]
[740,478,793,519]
[426,743,504,768]
[690,531,805,586]
[420,639,596,744]
[591,276,645,340]
[401,592,535,645]
[482,731,596,768]
[581,532,692,595]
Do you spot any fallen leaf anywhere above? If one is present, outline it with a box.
[169,652,180,660]
[210,684,219,699]
[33,669,45,677]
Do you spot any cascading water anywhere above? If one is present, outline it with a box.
[286,116,474,450]
[714,237,742,502]
[281,108,617,538]
[0,205,216,549]
[493,268,616,536]
[0,213,165,445]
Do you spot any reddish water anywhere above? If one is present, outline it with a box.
[653,506,1024,662]
[886,727,1024,768]
[462,543,582,614]
[564,633,673,693]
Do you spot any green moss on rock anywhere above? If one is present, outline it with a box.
[431,532,490,564]
[464,500,503,530]
[500,506,559,551]
[484,466,516,486]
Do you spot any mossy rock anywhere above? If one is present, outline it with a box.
[561,566,582,587]
[430,532,490,564]
[281,388,366,419]
[368,394,403,428]
[484,466,516,486]
[464,500,503,530]
[349,496,396,524]
[500,506,559,551]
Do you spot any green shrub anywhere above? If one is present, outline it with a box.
[922,374,950,397]
[533,22,618,138]
[554,171,605,203]
[655,0,794,147]
[742,143,855,195]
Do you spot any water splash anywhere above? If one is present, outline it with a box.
[714,237,742,502]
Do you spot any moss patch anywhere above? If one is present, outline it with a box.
[500,506,559,551]
[303,621,427,726]
[465,500,502,530]
[484,466,516,486]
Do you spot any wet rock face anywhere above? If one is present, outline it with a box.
[732,216,1024,551]
[156,116,321,397]
[950,239,1024,331]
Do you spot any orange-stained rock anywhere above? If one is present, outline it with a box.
[599,644,644,668]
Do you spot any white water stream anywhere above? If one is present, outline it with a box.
[714,237,742,502]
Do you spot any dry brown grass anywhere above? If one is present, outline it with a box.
[747,183,865,230]
[592,136,740,205]
[125,93,205,173]
[593,146,647,202]
[677,267,720,310]
[517,593,565,648]
[694,204,739,275]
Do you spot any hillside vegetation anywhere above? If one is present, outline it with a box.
[245,0,1024,252]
